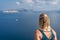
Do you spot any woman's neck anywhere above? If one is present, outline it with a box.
[40,26,51,32]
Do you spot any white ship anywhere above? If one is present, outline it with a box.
[3,10,18,13]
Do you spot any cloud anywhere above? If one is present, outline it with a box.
[15,0,59,11]
[37,0,58,5]
[51,1,58,5]
[16,2,20,6]
[24,0,33,3]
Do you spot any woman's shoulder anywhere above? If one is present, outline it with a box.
[52,28,57,40]
[35,29,41,34]
[35,29,42,38]
[52,29,57,36]
[35,29,40,33]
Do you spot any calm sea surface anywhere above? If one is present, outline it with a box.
[0,10,60,40]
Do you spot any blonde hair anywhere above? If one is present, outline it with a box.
[39,13,50,29]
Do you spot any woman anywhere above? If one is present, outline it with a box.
[34,13,57,40]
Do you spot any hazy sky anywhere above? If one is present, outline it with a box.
[0,0,60,11]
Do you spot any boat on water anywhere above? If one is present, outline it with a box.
[3,10,18,13]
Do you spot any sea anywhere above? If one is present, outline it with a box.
[0,10,60,40]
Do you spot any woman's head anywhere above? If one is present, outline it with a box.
[39,13,50,29]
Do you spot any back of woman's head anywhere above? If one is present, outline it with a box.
[39,13,50,28]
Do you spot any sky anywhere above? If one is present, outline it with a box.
[0,0,60,11]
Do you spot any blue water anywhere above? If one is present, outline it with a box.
[0,10,60,40]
